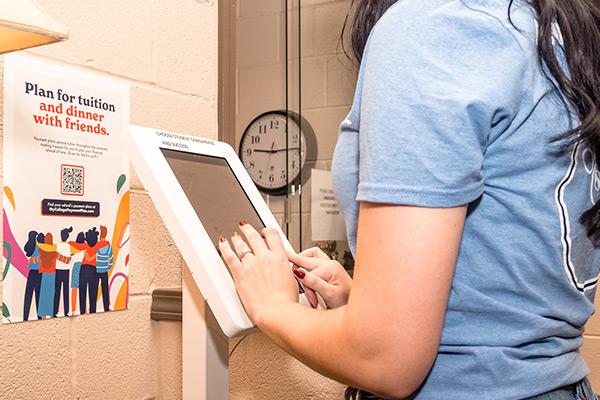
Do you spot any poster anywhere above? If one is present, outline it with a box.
[2,54,130,323]
[310,169,347,241]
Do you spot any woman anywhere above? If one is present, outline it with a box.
[69,227,109,314]
[54,226,74,317]
[37,231,77,318]
[23,231,43,321]
[219,0,600,399]
[37,233,58,319]
[70,232,86,316]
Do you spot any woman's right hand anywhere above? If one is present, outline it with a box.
[287,246,353,309]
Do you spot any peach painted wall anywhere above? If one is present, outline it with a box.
[0,1,215,398]
[0,1,598,399]
[229,0,351,398]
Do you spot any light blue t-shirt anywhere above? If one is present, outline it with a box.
[331,1,599,399]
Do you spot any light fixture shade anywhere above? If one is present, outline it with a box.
[0,0,68,55]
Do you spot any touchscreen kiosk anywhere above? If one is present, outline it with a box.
[128,126,320,337]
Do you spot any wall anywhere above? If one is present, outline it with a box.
[0,1,216,399]
[230,0,352,398]
[2,1,599,400]
[233,0,356,249]
[581,305,600,388]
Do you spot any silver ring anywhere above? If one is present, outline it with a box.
[238,249,253,260]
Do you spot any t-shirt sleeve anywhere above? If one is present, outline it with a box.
[355,2,524,207]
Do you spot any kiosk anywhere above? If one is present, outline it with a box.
[128,126,322,398]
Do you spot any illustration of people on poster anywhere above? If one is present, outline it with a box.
[2,54,130,323]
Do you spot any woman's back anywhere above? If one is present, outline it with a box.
[331,0,599,398]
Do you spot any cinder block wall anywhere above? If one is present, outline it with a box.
[234,0,357,249]
[581,305,600,388]
[0,1,598,399]
[229,1,351,398]
[0,1,215,399]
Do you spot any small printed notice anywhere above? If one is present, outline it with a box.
[311,169,347,241]
[2,54,130,323]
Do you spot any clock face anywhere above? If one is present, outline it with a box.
[240,112,308,193]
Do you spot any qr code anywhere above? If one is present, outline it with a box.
[61,165,84,196]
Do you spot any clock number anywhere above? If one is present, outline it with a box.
[245,148,252,156]
[258,124,267,134]
[251,135,261,144]
[249,161,255,169]
[291,160,296,169]
[269,175,275,183]
[280,171,286,179]
[270,120,280,129]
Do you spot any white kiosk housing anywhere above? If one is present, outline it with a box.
[128,126,320,398]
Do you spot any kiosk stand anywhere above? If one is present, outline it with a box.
[131,126,324,399]
[151,271,230,400]
[183,266,229,400]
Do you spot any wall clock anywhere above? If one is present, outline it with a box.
[239,110,317,196]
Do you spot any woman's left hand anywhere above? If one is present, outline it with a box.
[218,221,299,325]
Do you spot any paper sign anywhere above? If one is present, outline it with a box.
[310,169,346,241]
[2,54,130,323]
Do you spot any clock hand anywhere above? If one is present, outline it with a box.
[254,147,301,153]
[264,141,276,177]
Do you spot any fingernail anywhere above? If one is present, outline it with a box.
[293,268,305,279]
[218,235,225,243]
[232,231,239,237]
[239,220,248,226]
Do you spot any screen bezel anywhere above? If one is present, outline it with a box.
[128,125,322,337]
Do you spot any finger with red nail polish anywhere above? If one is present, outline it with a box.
[293,268,306,279]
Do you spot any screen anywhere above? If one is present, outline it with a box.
[161,148,266,249]
[161,147,303,295]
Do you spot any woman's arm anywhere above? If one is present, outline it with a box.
[222,202,466,398]
[36,242,57,252]
[69,245,83,254]
[69,241,87,251]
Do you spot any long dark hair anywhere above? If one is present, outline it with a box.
[341,0,600,239]
[24,231,38,257]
